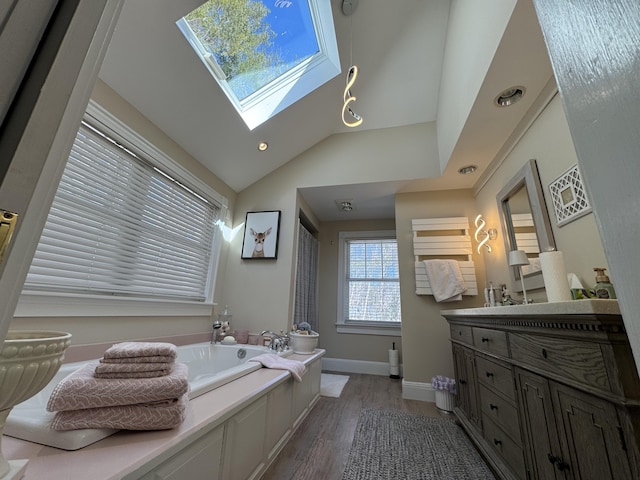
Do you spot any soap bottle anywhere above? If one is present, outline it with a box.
[593,268,616,299]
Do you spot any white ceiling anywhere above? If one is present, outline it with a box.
[99,0,554,221]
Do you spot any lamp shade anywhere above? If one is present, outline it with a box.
[508,250,530,267]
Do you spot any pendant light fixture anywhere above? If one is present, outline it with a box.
[341,0,363,128]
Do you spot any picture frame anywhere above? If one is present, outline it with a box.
[548,164,592,227]
[241,210,281,259]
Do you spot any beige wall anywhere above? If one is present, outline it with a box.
[316,219,398,363]
[220,122,441,338]
[475,93,608,300]
[395,189,485,383]
[9,80,238,346]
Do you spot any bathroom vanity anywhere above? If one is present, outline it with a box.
[442,300,640,480]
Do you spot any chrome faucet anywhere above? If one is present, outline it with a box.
[211,320,222,344]
[260,330,290,352]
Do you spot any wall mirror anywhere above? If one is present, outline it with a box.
[497,159,556,291]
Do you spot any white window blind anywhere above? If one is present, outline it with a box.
[344,237,401,323]
[23,120,222,301]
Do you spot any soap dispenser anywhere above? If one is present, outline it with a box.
[593,268,616,299]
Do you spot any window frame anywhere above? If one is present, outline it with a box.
[336,230,401,336]
[176,0,340,130]
[15,100,228,318]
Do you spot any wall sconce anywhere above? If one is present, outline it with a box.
[508,250,530,304]
[474,215,498,253]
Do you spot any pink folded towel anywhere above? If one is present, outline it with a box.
[47,362,189,412]
[249,354,306,382]
[51,393,189,431]
[100,355,176,364]
[103,341,177,360]
[94,361,173,379]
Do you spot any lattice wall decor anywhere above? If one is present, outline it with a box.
[548,164,592,227]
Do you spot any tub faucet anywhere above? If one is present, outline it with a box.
[260,330,290,352]
[212,320,222,344]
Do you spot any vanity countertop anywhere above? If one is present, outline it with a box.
[441,298,620,317]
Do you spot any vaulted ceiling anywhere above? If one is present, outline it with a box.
[98,0,555,221]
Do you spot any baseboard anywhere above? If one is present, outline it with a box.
[321,357,402,377]
[402,380,436,402]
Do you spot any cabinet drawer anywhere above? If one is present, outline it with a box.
[477,355,515,401]
[450,324,473,345]
[479,384,521,445]
[483,415,526,480]
[510,333,610,392]
[473,327,509,357]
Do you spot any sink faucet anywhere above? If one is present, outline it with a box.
[260,330,290,352]
[212,320,222,344]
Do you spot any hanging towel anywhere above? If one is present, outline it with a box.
[51,394,189,431]
[249,354,306,382]
[47,362,189,412]
[102,341,177,361]
[422,259,467,302]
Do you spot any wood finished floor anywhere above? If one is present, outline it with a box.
[261,372,447,480]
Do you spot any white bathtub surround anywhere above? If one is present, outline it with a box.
[6,343,289,450]
[3,349,324,479]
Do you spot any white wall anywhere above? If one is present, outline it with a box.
[437,0,517,172]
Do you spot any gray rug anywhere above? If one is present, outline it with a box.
[341,408,496,480]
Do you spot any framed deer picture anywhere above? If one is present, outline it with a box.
[241,210,281,259]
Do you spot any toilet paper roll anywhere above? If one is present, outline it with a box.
[539,250,572,302]
[389,349,400,376]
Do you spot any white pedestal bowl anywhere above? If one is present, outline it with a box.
[0,331,72,479]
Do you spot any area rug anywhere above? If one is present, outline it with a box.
[341,408,495,480]
[320,373,350,398]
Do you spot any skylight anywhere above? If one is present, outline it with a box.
[177,0,340,130]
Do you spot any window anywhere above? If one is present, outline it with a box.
[19,102,227,316]
[337,231,402,336]
[177,0,340,130]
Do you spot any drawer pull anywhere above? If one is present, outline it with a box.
[493,438,502,446]
[459,379,467,385]
[489,403,498,411]
[481,337,490,343]
[485,371,494,378]
[542,348,548,359]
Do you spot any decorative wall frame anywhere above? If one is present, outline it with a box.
[241,210,281,259]
[548,164,592,227]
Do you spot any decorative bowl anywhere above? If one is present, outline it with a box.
[0,330,71,478]
[290,332,319,355]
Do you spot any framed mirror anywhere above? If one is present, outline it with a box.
[497,159,556,291]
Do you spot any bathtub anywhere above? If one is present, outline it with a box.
[4,342,290,451]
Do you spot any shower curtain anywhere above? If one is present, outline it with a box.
[294,222,319,332]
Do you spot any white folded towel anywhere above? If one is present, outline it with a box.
[249,354,306,382]
[423,259,467,302]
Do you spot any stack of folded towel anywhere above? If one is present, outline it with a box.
[47,342,189,431]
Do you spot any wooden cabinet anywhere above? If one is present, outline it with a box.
[452,344,480,427]
[443,303,640,480]
[518,367,634,479]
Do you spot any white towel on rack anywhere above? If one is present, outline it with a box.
[423,259,467,302]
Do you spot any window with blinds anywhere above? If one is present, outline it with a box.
[23,118,224,302]
[338,231,401,327]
